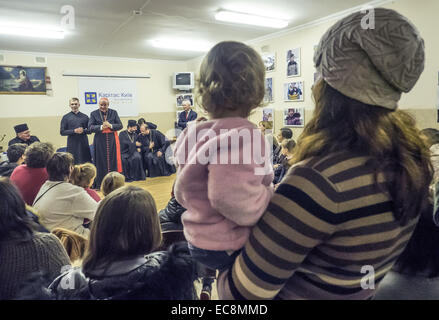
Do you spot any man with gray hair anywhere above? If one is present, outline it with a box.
[177,99,197,130]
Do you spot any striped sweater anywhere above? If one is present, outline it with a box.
[217,152,419,300]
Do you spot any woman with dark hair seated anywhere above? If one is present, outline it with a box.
[0,177,70,300]
[48,186,196,300]
[10,142,54,205]
[33,153,98,237]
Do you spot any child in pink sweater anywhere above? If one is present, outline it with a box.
[174,41,274,270]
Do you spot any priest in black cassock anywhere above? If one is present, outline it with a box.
[119,120,146,182]
[8,123,40,146]
[88,98,123,187]
[60,98,92,164]
[136,124,175,178]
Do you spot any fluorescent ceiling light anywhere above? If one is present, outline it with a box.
[0,24,65,39]
[215,10,288,29]
[151,39,211,52]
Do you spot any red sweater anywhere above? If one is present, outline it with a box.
[10,165,49,205]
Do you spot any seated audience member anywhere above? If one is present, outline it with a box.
[159,184,185,232]
[48,186,196,300]
[259,120,278,152]
[273,139,296,185]
[8,123,40,146]
[100,171,125,197]
[177,99,197,130]
[120,120,146,182]
[374,205,439,300]
[217,9,432,300]
[158,185,215,300]
[33,153,98,238]
[420,128,439,185]
[10,142,54,205]
[136,124,175,178]
[0,143,26,177]
[136,117,157,134]
[0,178,70,300]
[52,228,88,266]
[273,128,293,164]
[70,163,101,202]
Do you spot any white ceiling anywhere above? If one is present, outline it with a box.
[0,0,377,61]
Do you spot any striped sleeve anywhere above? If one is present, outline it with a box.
[217,166,339,300]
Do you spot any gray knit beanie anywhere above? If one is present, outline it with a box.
[314,8,425,110]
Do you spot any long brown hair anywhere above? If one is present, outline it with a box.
[82,186,162,274]
[52,228,88,263]
[292,80,432,226]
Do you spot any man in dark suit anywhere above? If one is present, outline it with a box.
[177,99,197,130]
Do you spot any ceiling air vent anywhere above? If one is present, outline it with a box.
[35,56,47,64]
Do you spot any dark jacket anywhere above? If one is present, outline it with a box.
[49,243,196,300]
[159,197,186,231]
[0,161,17,177]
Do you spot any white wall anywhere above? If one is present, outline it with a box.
[0,52,187,148]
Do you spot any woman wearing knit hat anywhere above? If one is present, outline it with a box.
[217,8,432,300]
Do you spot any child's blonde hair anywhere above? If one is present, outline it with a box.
[197,41,265,119]
[100,171,125,196]
[70,163,97,188]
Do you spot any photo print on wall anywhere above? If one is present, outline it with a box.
[287,48,301,77]
[264,77,274,103]
[283,107,305,127]
[176,94,194,107]
[262,52,276,72]
[284,81,304,102]
[262,108,274,130]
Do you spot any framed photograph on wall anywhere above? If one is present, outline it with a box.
[284,81,304,102]
[262,108,274,130]
[286,48,301,77]
[0,65,47,94]
[176,93,194,107]
[283,107,305,127]
[262,52,276,72]
[264,77,274,103]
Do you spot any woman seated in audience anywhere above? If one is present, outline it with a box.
[374,202,439,300]
[49,186,196,300]
[70,163,100,202]
[33,153,98,237]
[420,128,439,186]
[273,139,296,185]
[52,228,88,267]
[218,8,433,300]
[100,171,125,197]
[10,142,54,205]
[0,177,70,300]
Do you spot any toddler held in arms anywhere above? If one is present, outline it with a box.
[174,41,274,271]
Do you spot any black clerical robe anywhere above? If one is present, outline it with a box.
[8,136,39,146]
[88,108,123,187]
[136,129,175,178]
[135,122,157,134]
[119,130,146,182]
[60,111,92,164]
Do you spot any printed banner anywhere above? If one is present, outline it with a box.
[78,78,138,117]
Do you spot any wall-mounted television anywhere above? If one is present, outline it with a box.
[173,72,194,90]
